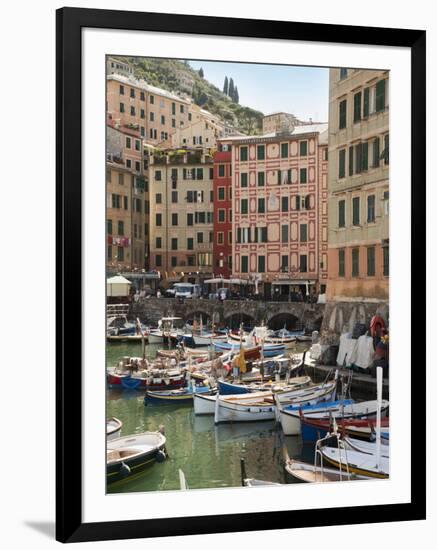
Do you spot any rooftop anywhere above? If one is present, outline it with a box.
[219,123,328,143]
[107,73,191,105]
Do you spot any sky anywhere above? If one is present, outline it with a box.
[188,60,329,122]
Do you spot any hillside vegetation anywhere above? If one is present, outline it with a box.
[119,57,264,135]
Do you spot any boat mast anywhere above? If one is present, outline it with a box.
[375,366,382,470]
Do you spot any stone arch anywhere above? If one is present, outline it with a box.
[224,312,256,330]
[267,312,300,331]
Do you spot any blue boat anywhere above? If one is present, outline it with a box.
[144,385,213,404]
[213,341,285,357]
[218,379,252,395]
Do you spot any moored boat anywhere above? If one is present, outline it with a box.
[106,431,166,484]
[214,391,276,424]
[144,385,214,404]
[300,415,390,443]
[193,392,217,415]
[106,417,123,440]
[320,447,389,479]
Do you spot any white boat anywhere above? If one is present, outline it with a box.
[343,436,390,457]
[214,392,276,424]
[320,447,389,478]
[280,399,388,436]
[285,457,367,483]
[192,333,228,347]
[274,381,338,423]
[106,417,123,440]
[106,431,166,483]
[193,393,217,415]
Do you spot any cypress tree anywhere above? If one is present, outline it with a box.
[228,77,234,98]
[223,76,229,95]
[234,86,239,104]
[199,67,204,78]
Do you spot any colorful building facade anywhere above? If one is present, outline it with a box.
[224,125,328,299]
[212,146,233,278]
[327,68,389,301]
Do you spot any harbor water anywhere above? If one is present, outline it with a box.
[106,341,312,493]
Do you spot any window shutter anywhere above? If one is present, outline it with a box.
[373,137,380,168]
[363,88,370,118]
[362,141,368,171]
[277,170,281,184]
[295,196,301,211]
[287,169,292,184]
[349,146,354,176]
[305,195,311,210]
[375,79,386,112]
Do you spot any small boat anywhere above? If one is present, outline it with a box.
[274,381,339,423]
[193,392,217,415]
[144,385,213,404]
[280,399,388,436]
[300,415,390,443]
[215,341,284,358]
[320,447,389,479]
[191,332,228,347]
[217,375,311,396]
[343,436,390,458]
[214,392,276,424]
[106,431,166,484]
[106,417,123,440]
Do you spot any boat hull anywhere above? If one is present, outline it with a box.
[193,393,217,415]
[214,394,275,424]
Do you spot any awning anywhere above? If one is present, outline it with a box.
[272,279,316,285]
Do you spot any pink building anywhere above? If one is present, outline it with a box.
[225,125,328,300]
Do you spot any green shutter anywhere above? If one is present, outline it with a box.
[363,88,370,118]
[349,146,354,176]
[376,80,386,112]
[373,137,380,168]
[362,142,368,171]
[339,149,346,178]
[353,92,362,122]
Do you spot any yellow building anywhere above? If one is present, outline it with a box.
[327,68,389,301]
[148,150,215,284]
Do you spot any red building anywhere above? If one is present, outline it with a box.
[212,146,233,277]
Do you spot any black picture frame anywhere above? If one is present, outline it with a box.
[56,7,426,543]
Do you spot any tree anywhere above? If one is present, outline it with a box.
[228,77,234,99]
[199,67,204,78]
[223,76,229,95]
[234,86,239,104]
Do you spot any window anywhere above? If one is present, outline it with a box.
[126,159,131,169]
[258,198,265,214]
[372,137,380,168]
[295,196,301,211]
[172,213,178,226]
[348,146,354,176]
[240,146,248,161]
[130,106,135,116]
[383,246,389,276]
[338,249,345,277]
[140,91,145,101]
[257,145,265,160]
[361,142,368,171]
[172,191,178,203]
[363,87,370,118]
[117,247,124,261]
[140,127,145,137]
[155,254,162,267]
[135,140,141,152]
[228,231,232,245]
[258,256,266,273]
[218,165,225,177]
[339,149,346,178]
[196,168,203,180]
[300,168,307,184]
[300,224,308,242]
[367,195,376,223]
[107,245,112,261]
[156,213,162,226]
[218,187,225,200]
[120,102,125,113]
[130,88,135,98]
[281,196,289,212]
[240,173,248,187]
[383,133,389,165]
[161,115,165,125]
[367,247,375,276]
[107,219,112,235]
[155,193,162,204]
[256,227,267,243]
[257,172,265,186]
[340,68,348,79]
[241,256,249,273]
[140,108,145,119]
[375,79,386,112]
[240,199,248,214]
[217,232,224,245]
[281,143,289,158]
[171,238,178,250]
[180,105,184,113]
[281,224,288,243]
[155,237,162,249]
[150,112,155,122]
[218,209,225,222]
[187,255,195,266]
[187,213,193,226]
[352,196,360,225]
[111,194,120,209]
[155,170,162,181]
[339,99,347,129]
[352,248,359,277]
[171,256,177,268]
[118,173,124,185]
[299,141,308,156]
[299,255,307,273]
[171,102,176,115]
[119,85,124,95]
[281,255,289,271]
[117,220,124,235]
[123,196,128,210]
[135,161,140,173]
[338,200,346,227]
[126,137,131,149]
[197,232,203,244]
[187,237,193,250]
[229,209,232,222]
[353,91,362,123]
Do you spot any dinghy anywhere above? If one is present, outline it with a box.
[280,399,389,436]
[144,385,213,404]
[218,375,311,396]
[106,417,123,440]
[343,436,390,457]
[214,391,276,424]
[107,431,166,484]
